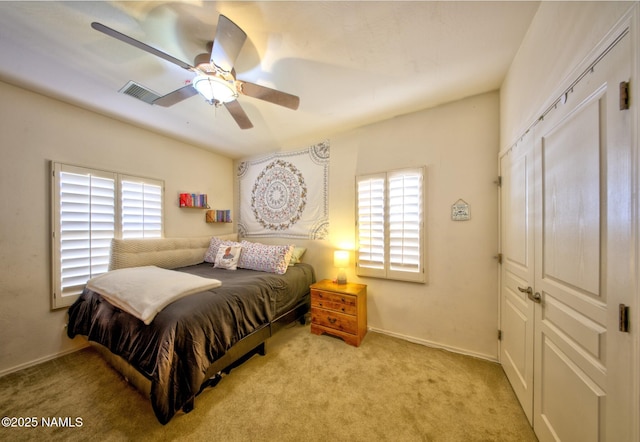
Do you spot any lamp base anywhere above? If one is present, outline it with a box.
[336,269,347,285]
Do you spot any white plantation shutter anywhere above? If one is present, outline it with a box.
[356,167,424,283]
[52,163,164,309]
[357,175,386,277]
[388,170,422,278]
[53,164,115,308]
[121,177,163,239]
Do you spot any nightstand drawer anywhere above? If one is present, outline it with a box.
[311,290,357,315]
[311,309,358,335]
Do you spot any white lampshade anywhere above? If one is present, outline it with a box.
[192,74,237,103]
[334,250,350,268]
[334,250,350,284]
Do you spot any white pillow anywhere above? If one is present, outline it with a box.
[214,245,242,270]
[205,236,241,263]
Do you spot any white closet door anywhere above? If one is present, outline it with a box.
[500,21,636,441]
[532,28,634,442]
[499,130,535,423]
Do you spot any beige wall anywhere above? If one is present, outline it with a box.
[332,92,500,359]
[251,91,501,360]
[0,80,234,375]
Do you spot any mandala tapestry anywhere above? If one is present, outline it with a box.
[238,141,329,239]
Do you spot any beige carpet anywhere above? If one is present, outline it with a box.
[0,324,537,441]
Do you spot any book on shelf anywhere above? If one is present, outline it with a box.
[179,193,208,208]
[206,209,232,223]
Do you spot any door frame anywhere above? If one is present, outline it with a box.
[631,7,640,441]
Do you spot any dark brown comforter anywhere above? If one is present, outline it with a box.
[67,262,314,424]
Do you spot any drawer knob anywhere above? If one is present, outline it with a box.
[328,317,337,324]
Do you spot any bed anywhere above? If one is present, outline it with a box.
[66,235,314,424]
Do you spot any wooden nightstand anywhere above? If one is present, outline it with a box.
[310,279,367,347]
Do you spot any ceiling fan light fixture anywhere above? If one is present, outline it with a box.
[192,74,237,104]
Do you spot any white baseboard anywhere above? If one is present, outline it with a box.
[367,326,499,363]
[0,343,89,378]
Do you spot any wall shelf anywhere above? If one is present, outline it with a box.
[179,192,209,209]
[206,210,232,223]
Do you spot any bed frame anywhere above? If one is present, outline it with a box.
[90,234,310,415]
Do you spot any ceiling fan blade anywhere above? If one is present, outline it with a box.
[153,85,199,107]
[237,81,300,110]
[91,22,194,71]
[224,100,253,129]
[210,15,247,73]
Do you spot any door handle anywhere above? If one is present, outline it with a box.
[528,291,542,304]
[518,286,542,304]
[517,286,533,295]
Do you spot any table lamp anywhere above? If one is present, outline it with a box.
[334,250,350,284]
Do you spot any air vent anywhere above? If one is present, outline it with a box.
[118,81,160,104]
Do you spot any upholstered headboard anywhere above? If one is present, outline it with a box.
[109,233,238,271]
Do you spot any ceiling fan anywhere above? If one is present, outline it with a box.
[91,15,300,129]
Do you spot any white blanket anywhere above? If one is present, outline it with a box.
[86,266,222,325]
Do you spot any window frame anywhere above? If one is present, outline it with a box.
[355,167,425,283]
[51,162,164,309]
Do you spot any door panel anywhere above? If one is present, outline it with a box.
[543,296,605,363]
[534,82,608,442]
[539,335,604,442]
[500,132,535,423]
[504,150,530,268]
[541,97,602,298]
[503,271,531,382]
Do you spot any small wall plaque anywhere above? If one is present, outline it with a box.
[451,199,470,221]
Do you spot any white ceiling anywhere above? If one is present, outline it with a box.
[0,1,539,159]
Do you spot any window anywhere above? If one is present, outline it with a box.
[51,163,164,308]
[356,167,425,283]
